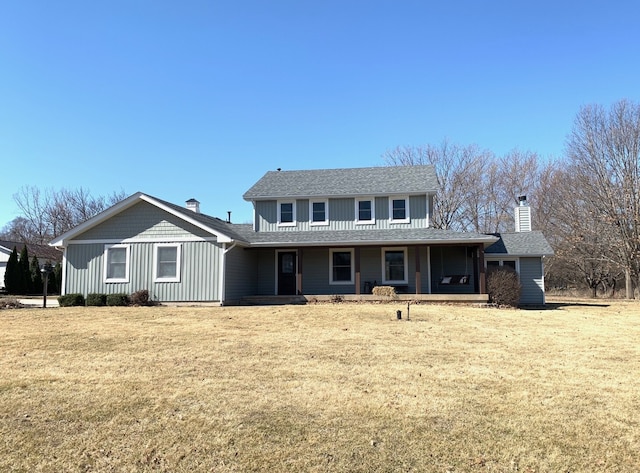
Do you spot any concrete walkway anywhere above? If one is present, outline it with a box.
[19,297,60,308]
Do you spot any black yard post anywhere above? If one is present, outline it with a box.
[41,262,53,308]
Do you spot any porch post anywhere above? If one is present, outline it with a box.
[355,247,361,295]
[415,246,422,294]
[478,244,486,294]
[297,248,303,295]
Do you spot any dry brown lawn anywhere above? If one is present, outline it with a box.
[1,300,639,472]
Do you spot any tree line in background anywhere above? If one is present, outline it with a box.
[2,100,639,298]
[386,99,640,298]
[3,246,61,295]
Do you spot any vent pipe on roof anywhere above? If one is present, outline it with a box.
[227,211,232,223]
[186,198,200,214]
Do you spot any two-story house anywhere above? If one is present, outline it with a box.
[50,165,553,305]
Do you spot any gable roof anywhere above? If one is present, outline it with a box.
[243,165,438,200]
[485,231,554,257]
[49,192,246,248]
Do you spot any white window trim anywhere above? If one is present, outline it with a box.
[485,258,520,274]
[104,244,130,283]
[277,200,296,227]
[310,199,329,226]
[389,196,410,224]
[381,247,408,284]
[154,243,182,282]
[355,197,375,225]
[329,248,355,285]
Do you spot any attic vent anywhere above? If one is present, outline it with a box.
[515,197,531,232]
[186,198,200,214]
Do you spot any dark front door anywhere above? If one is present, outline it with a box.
[277,251,297,295]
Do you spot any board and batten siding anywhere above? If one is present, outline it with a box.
[255,195,429,232]
[64,240,223,302]
[518,257,545,305]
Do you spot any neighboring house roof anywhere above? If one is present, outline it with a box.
[0,240,62,263]
[485,232,554,257]
[232,225,498,247]
[49,192,246,248]
[243,165,438,200]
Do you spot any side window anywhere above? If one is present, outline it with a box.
[104,244,129,283]
[155,244,181,282]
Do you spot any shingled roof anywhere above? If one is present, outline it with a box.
[485,232,554,257]
[243,165,438,200]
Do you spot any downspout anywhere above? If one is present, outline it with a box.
[218,242,237,306]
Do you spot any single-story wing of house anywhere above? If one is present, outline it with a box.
[49,165,553,305]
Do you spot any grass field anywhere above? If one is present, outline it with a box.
[1,300,639,472]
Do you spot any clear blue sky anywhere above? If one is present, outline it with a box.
[1,0,639,228]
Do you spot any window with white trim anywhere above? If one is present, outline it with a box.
[486,259,518,273]
[104,244,130,283]
[155,244,181,282]
[278,201,296,226]
[356,198,375,224]
[310,200,328,225]
[389,196,410,223]
[329,248,354,284]
[382,247,408,284]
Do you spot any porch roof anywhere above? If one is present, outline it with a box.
[232,225,498,247]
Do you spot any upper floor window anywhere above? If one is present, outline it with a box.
[356,198,375,224]
[310,199,328,225]
[104,244,129,283]
[389,197,410,223]
[155,244,181,282]
[278,200,296,226]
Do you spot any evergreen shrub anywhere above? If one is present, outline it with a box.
[57,293,86,307]
[86,293,107,306]
[106,293,129,306]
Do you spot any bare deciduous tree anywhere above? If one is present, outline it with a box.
[566,99,640,298]
[1,187,127,244]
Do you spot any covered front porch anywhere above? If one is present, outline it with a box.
[244,243,489,299]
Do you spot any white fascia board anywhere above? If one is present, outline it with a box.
[49,192,146,248]
[50,192,235,248]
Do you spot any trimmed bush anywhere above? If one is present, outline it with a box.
[57,293,86,307]
[86,293,107,306]
[487,266,521,307]
[130,289,151,306]
[106,293,129,307]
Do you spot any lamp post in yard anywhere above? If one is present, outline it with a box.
[41,262,53,308]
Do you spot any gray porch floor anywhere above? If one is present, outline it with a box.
[238,293,489,306]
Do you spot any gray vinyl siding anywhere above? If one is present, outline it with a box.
[64,240,222,302]
[519,257,545,305]
[255,249,276,295]
[224,247,258,302]
[78,201,214,240]
[255,195,430,232]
